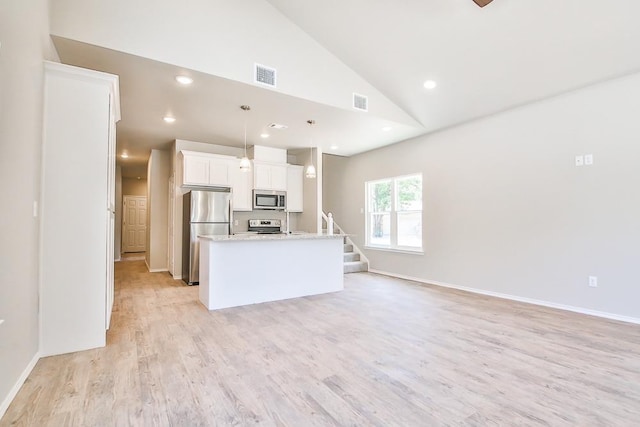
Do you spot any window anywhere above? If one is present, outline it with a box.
[366,174,422,252]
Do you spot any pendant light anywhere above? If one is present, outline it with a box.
[305,119,317,179]
[239,105,251,172]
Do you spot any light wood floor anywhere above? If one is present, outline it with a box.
[3,262,640,426]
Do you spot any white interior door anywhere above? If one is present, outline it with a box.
[123,195,147,252]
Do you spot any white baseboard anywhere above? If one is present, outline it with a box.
[369,269,640,325]
[148,268,169,273]
[0,352,40,420]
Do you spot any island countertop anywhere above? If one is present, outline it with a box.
[199,232,344,242]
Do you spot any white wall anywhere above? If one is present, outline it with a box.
[293,148,322,233]
[324,72,640,320]
[122,177,147,196]
[146,149,170,271]
[0,0,58,415]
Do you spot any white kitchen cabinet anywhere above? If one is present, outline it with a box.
[181,151,233,187]
[183,154,210,185]
[41,62,120,356]
[254,161,287,191]
[287,165,304,212]
[229,159,253,211]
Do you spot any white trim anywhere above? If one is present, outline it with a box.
[173,274,183,280]
[0,352,40,419]
[369,269,640,325]
[364,246,423,255]
[44,61,120,121]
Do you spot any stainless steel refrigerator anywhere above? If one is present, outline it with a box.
[182,188,232,285]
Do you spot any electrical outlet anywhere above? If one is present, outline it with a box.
[584,154,593,165]
[234,220,239,226]
[575,155,584,166]
[589,276,598,288]
[0,319,5,326]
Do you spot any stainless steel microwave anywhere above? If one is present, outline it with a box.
[253,190,286,210]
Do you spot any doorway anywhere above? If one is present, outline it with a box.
[122,195,147,253]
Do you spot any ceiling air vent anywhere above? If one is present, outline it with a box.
[353,93,368,112]
[255,63,277,87]
[267,123,288,130]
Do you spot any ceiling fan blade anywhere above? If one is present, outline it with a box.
[473,0,494,7]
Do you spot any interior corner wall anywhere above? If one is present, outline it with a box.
[0,0,58,416]
[297,148,320,233]
[325,72,640,320]
[122,177,147,196]
[322,154,349,219]
[147,149,170,272]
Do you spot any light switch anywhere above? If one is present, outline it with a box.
[360,207,364,214]
[584,154,593,165]
[575,155,584,166]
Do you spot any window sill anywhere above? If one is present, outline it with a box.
[364,245,424,255]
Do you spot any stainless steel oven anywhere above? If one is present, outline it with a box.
[253,190,286,210]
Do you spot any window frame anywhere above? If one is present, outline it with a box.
[365,173,423,253]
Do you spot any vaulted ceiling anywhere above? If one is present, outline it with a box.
[49,0,640,176]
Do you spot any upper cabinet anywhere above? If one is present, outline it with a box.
[181,151,252,211]
[253,161,287,191]
[287,165,304,212]
[229,159,253,211]
[181,148,302,211]
[182,151,232,187]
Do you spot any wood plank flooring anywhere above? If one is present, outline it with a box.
[2,261,640,426]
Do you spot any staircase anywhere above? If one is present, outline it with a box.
[343,238,368,273]
[323,212,369,274]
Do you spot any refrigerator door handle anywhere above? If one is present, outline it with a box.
[229,197,233,235]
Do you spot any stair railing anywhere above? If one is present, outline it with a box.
[322,211,370,267]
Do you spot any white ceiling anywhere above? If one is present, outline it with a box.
[266,0,640,131]
[51,0,640,176]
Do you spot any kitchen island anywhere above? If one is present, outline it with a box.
[198,233,344,310]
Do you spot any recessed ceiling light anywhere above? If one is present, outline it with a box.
[423,80,437,90]
[382,126,392,132]
[163,116,176,123]
[121,152,129,159]
[175,75,193,85]
[330,145,338,150]
[260,133,270,139]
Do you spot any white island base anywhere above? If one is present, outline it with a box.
[199,234,344,310]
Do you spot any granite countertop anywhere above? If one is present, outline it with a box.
[200,232,344,242]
